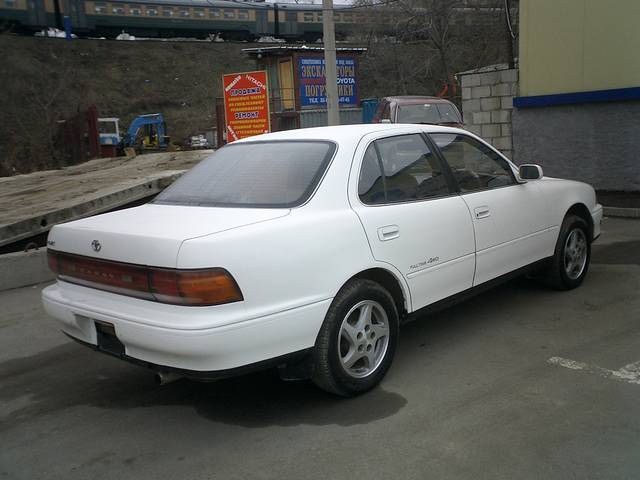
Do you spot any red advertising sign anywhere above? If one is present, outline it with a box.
[222,70,271,142]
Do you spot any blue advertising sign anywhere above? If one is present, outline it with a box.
[298,56,358,108]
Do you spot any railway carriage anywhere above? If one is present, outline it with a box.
[0,0,366,40]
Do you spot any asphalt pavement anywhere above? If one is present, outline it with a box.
[1,217,639,480]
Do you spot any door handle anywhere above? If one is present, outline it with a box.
[377,225,400,241]
[474,206,491,219]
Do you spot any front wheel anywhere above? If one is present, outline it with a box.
[545,214,591,290]
[312,279,399,397]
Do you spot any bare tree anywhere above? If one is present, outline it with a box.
[351,0,517,101]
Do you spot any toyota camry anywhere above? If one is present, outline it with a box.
[43,124,603,396]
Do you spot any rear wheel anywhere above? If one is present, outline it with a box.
[545,214,591,290]
[312,279,399,397]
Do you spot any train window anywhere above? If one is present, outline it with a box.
[178,8,189,17]
[333,12,341,22]
[194,8,204,17]
[343,13,353,22]
[112,5,125,14]
[238,9,248,19]
[209,8,220,17]
[223,9,235,19]
[303,12,313,22]
[316,12,322,21]
[285,11,296,21]
[146,6,158,16]
[162,7,172,16]
[94,2,106,13]
[129,6,141,15]
[4,0,15,6]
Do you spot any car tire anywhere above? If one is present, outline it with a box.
[545,214,591,290]
[312,279,399,397]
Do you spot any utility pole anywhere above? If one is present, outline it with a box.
[322,0,340,126]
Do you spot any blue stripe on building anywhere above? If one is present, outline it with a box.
[514,86,640,108]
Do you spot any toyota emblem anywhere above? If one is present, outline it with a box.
[91,240,102,252]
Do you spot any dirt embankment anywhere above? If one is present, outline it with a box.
[0,35,255,176]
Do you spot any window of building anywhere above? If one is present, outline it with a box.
[430,133,515,192]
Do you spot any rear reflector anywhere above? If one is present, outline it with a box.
[47,249,243,306]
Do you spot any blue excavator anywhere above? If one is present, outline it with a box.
[120,113,170,152]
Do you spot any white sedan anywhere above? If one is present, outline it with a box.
[42,124,603,396]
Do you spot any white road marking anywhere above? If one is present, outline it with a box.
[548,357,640,385]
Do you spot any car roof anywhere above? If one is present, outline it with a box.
[235,124,466,144]
[382,96,454,104]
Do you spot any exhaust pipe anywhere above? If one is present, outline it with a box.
[154,371,181,386]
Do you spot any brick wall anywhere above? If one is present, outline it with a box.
[459,67,517,159]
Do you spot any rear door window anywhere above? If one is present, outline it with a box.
[358,144,386,204]
[358,134,453,204]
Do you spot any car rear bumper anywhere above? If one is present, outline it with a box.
[42,282,331,373]
[591,203,603,241]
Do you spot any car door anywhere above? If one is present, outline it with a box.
[350,131,476,311]
[429,132,553,286]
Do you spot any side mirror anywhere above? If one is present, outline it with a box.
[519,164,543,180]
[380,118,392,124]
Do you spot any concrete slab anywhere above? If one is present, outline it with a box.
[0,150,213,249]
[0,249,52,291]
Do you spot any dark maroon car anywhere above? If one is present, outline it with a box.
[372,96,463,127]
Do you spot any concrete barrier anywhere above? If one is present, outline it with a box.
[0,249,54,291]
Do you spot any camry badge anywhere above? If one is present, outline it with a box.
[91,240,102,252]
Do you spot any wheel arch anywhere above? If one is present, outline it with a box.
[343,267,410,320]
[566,203,594,240]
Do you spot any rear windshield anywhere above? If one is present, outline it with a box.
[396,103,461,124]
[153,140,336,208]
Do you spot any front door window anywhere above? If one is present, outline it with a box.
[430,133,515,192]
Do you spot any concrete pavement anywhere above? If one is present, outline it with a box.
[1,217,639,480]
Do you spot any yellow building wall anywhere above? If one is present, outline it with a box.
[519,0,640,96]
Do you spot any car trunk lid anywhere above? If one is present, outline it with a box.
[48,203,289,267]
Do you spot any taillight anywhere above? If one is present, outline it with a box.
[47,249,59,274]
[47,250,242,306]
[149,268,243,306]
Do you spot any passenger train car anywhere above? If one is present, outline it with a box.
[0,0,379,40]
